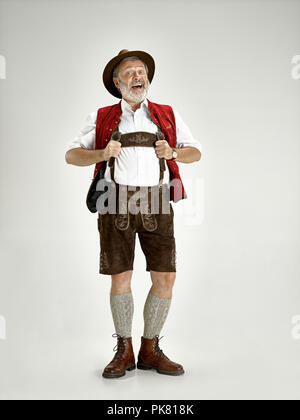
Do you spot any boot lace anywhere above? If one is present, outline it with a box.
[112,333,127,360]
[153,335,170,360]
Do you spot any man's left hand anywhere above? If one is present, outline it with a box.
[155,140,173,160]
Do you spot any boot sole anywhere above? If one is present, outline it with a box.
[137,363,184,376]
[102,364,136,379]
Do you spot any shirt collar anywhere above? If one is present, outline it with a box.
[121,97,149,113]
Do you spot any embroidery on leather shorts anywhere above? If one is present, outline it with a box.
[115,213,130,231]
[100,250,109,272]
[170,245,177,271]
[141,213,158,232]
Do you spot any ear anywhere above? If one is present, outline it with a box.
[113,77,119,89]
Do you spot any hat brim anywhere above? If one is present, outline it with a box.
[102,50,155,99]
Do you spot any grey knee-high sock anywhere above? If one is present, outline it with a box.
[110,291,134,338]
[143,292,172,339]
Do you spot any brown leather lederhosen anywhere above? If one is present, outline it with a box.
[107,126,172,232]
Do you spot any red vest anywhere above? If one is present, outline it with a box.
[94,98,187,202]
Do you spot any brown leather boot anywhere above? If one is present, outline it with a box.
[137,335,185,376]
[102,333,136,379]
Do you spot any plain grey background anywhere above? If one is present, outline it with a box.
[0,0,300,400]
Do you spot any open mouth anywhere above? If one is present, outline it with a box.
[131,84,144,91]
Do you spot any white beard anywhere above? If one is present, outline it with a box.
[118,78,149,103]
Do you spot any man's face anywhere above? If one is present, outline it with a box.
[113,59,149,103]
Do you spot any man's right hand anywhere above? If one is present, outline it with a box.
[104,140,122,161]
[65,140,122,167]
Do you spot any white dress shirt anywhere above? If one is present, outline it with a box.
[66,98,202,187]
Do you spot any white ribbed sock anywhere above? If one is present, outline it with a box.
[143,292,172,339]
[110,291,134,338]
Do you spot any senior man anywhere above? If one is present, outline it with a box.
[65,49,202,378]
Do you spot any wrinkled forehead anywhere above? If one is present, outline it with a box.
[119,59,146,72]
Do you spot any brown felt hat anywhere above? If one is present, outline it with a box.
[102,49,155,98]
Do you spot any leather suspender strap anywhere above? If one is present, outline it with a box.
[156,128,166,186]
[117,131,157,147]
[108,125,166,186]
[108,127,121,184]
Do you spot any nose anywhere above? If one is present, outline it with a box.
[132,69,142,79]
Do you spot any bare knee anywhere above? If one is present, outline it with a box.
[150,271,176,291]
[111,270,133,294]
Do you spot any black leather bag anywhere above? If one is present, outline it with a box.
[86,128,121,213]
[86,161,109,213]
